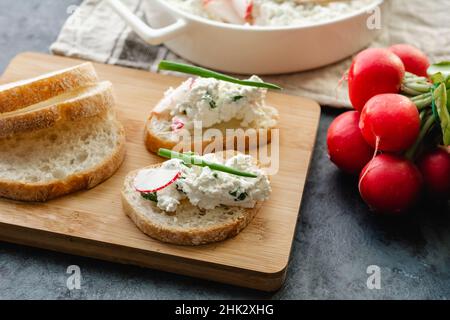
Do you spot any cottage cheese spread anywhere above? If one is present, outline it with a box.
[141,153,271,212]
[166,0,377,27]
[156,76,275,130]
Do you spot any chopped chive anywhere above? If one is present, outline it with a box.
[141,192,158,202]
[236,192,248,201]
[202,92,217,109]
[158,60,282,90]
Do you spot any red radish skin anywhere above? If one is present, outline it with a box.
[134,170,181,193]
[171,117,185,131]
[359,154,422,214]
[418,149,450,198]
[232,0,254,21]
[202,0,244,24]
[389,44,430,77]
[327,111,374,174]
[359,94,420,152]
[348,48,405,111]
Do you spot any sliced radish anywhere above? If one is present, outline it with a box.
[232,0,253,22]
[171,117,185,131]
[134,168,181,193]
[188,77,196,90]
[152,94,173,115]
[152,80,190,115]
[203,0,245,24]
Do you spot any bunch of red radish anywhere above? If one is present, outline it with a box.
[327,44,450,214]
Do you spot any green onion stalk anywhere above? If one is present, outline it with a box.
[157,148,258,178]
[158,60,282,90]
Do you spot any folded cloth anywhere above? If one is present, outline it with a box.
[51,0,450,108]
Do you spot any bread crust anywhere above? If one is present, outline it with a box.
[0,82,114,138]
[0,63,98,113]
[122,161,262,246]
[144,113,275,154]
[0,63,126,202]
[0,120,126,202]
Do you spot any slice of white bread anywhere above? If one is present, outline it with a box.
[122,153,264,246]
[0,115,125,202]
[0,62,98,113]
[0,63,125,202]
[0,81,114,138]
[144,105,278,154]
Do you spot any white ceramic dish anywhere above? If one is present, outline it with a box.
[107,0,386,75]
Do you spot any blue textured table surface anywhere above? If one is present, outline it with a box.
[0,0,448,300]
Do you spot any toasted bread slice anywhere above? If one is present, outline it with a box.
[144,105,278,154]
[0,81,114,138]
[0,62,98,113]
[122,160,263,246]
[0,116,126,202]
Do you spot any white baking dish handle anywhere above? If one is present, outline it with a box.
[106,0,187,45]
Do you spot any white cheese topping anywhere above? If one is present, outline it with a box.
[166,0,377,27]
[157,76,274,130]
[139,154,271,212]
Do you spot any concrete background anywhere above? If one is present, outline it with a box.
[0,0,448,300]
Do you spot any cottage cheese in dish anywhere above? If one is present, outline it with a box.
[154,76,276,130]
[137,154,271,212]
[165,0,378,27]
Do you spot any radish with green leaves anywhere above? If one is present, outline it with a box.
[327,111,374,174]
[348,48,405,111]
[359,154,423,214]
[327,44,450,214]
[418,149,450,199]
[389,44,430,77]
[359,94,420,152]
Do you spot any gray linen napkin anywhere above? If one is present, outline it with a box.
[51,0,450,108]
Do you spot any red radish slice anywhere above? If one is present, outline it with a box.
[134,169,181,193]
[188,77,196,89]
[171,117,185,131]
[152,80,191,115]
[203,0,245,24]
[152,94,173,115]
[232,0,253,21]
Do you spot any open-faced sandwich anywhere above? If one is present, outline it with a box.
[0,63,126,202]
[145,61,280,153]
[122,148,271,245]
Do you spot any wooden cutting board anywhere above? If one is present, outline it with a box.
[0,52,320,291]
